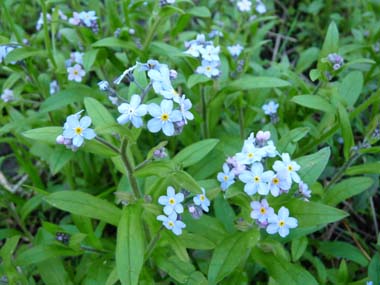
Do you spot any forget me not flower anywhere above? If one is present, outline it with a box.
[147,100,182,136]
[217,163,235,191]
[158,186,184,215]
[239,162,270,195]
[250,199,274,223]
[266,206,298,238]
[67,64,85,82]
[117,94,147,128]
[262,100,279,116]
[1,89,14,103]
[263,169,291,197]
[227,44,244,57]
[62,113,96,147]
[273,153,301,183]
[237,0,252,12]
[193,188,210,212]
[157,213,186,235]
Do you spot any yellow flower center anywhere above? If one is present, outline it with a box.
[288,165,293,171]
[200,195,205,201]
[168,221,174,227]
[254,176,260,183]
[272,177,279,185]
[279,220,285,227]
[161,113,169,121]
[223,175,228,181]
[247,153,254,158]
[260,207,266,214]
[75,127,83,135]
[73,70,79,75]
[206,66,211,71]
[169,198,175,205]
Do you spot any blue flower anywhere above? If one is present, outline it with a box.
[157,213,186,235]
[193,188,210,212]
[158,186,184,215]
[273,153,301,183]
[147,100,182,136]
[250,199,274,223]
[266,206,298,238]
[177,95,194,124]
[262,169,291,197]
[217,163,235,191]
[117,94,147,128]
[196,60,220,78]
[239,162,270,195]
[62,113,96,147]
[262,100,279,116]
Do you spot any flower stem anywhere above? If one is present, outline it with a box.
[144,226,164,261]
[142,15,162,53]
[95,136,120,155]
[40,0,57,69]
[120,137,141,199]
[201,87,209,138]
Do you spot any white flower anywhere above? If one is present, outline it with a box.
[184,43,203,57]
[255,0,267,14]
[193,188,210,212]
[67,64,86,82]
[62,113,96,147]
[117,94,147,128]
[147,100,182,136]
[239,162,270,195]
[227,44,244,57]
[97,80,109,91]
[237,0,252,12]
[235,141,265,165]
[196,60,220,78]
[266,206,298,238]
[262,169,291,197]
[157,213,186,235]
[262,100,279,115]
[68,12,81,26]
[273,153,301,183]
[70,51,84,65]
[1,89,14,102]
[158,186,184,215]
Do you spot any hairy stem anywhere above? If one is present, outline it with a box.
[120,137,141,199]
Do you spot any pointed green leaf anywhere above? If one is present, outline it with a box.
[338,71,363,107]
[337,103,354,160]
[345,162,380,175]
[291,95,335,113]
[229,76,290,90]
[321,22,339,56]
[22,127,62,144]
[318,241,368,267]
[208,230,259,285]
[173,139,219,168]
[44,191,121,226]
[5,47,47,64]
[84,97,116,129]
[116,205,145,285]
[369,253,380,284]
[187,74,211,89]
[296,147,330,185]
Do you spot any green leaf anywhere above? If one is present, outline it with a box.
[180,232,216,250]
[40,86,94,113]
[338,71,363,107]
[284,199,348,228]
[48,148,75,175]
[5,47,47,64]
[323,177,373,206]
[296,147,330,185]
[83,49,99,71]
[173,139,219,168]
[170,170,202,194]
[92,37,134,49]
[116,205,145,285]
[369,253,380,284]
[337,103,354,160]
[208,230,259,285]
[187,74,211,89]
[134,161,175,177]
[296,47,320,73]
[229,76,290,90]
[318,241,368,267]
[20,194,44,221]
[183,214,227,244]
[291,95,335,113]
[252,247,318,285]
[345,162,380,175]
[277,127,310,152]
[186,6,211,18]
[37,258,73,285]
[309,69,321,82]
[84,97,115,129]
[155,255,197,283]
[44,191,121,226]
[161,231,190,262]
[291,237,308,262]
[321,22,339,56]
[214,194,236,233]
[22,127,62,144]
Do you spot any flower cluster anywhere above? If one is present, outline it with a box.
[237,0,267,14]
[56,111,96,151]
[184,34,221,78]
[157,186,210,235]
[66,52,86,82]
[217,130,310,237]
[108,60,194,136]
[327,53,344,70]
[68,11,98,33]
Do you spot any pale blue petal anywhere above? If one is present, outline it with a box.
[162,122,174,136]
[286,217,298,228]
[175,193,184,203]
[131,116,143,128]
[278,227,289,238]
[135,104,147,116]
[163,205,174,215]
[82,128,96,139]
[80,116,92,128]
[67,115,79,129]
[158,196,168,205]
[117,114,130,125]
[63,128,75,139]
[130,94,141,108]
[167,186,175,196]
[118,103,130,113]
[171,110,182,122]
[72,135,84,147]
[278,207,289,219]
[174,204,183,214]
[157,215,167,222]
[161,100,173,113]
[147,118,162,133]
[148,103,161,117]
[266,224,278,235]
